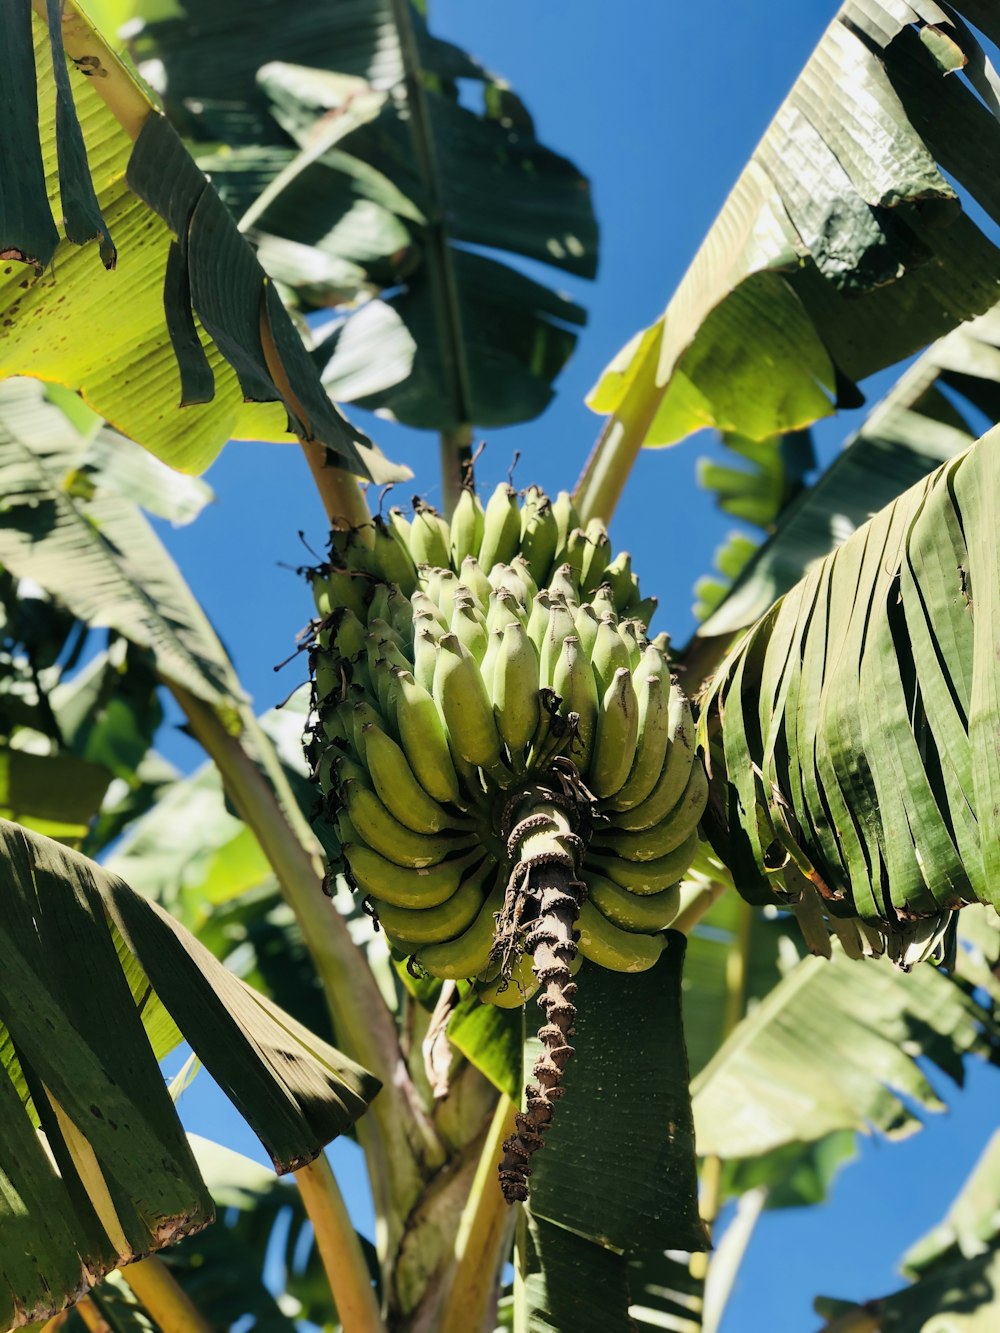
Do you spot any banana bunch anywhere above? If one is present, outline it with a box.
[307,484,706,1000]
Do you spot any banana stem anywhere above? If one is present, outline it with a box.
[672,879,730,936]
[167,684,444,1261]
[120,1256,212,1333]
[495,762,592,1202]
[67,1299,108,1333]
[440,1097,519,1333]
[573,332,664,526]
[440,426,474,518]
[294,1154,386,1333]
[300,439,373,531]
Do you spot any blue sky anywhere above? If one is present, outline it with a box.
[151,3,1000,1328]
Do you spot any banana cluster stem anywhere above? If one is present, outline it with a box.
[495,761,592,1203]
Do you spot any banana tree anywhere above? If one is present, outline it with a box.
[2,1,1000,1332]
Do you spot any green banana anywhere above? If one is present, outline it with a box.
[576,898,666,972]
[604,551,635,612]
[608,662,672,811]
[388,506,413,555]
[493,620,541,754]
[526,590,553,653]
[417,880,504,979]
[588,668,639,798]
[611,690,696,830]
[574,603,599,659]
[509,555,539,602]
[410,503,451,567]
[312,567,367,619]
[579,517,611,593]
[451,599,489,662]
[459,555,493,608]
[588,828,700,894]
[343,843,483,909]
[487,586,526,634]
[617,620,643,670]
[369,515,418,596]
[413,626,439,693]
[478,482,522,570]
[362,721,454,834]
[595,762,708,861]
[547,563,579,607]
[550,490,580,566]
[433,633,504,769]
[476,953,540,1007]
[519,486,559,584]
[390,669,463,806]
[589,584,618,623]
[411,590,449,631]
[450,488,485,570]
[586,873,681,934]
[372,861,491,950]
[551,634,598,763]
[591,616,632,693]
[539,599,577,687]
[339,774,464,869]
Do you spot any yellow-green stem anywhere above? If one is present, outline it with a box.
[120,1256,212,1333]
[300,439,373,533]
[440,425,474,518]
[440,1097,519,1333]
[573,334,663,525]
[294,1155,386,1333]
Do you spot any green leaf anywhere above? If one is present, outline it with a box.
[695,308,1000,645]
[68,427,215,527]
[448,984,522,1103]
[902,1130,1000,1277]
[700,427,1000,929]
[529,940,707,1255]
[518,1213,634,1333]
[0,379,239,714]
[720,1131,858,1212]
[691,945,996,1160]
[587,3,1000,454]
[0,3,405,482]
[133,0,598,434]
[0,745,112,840]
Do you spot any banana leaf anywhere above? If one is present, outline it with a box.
[584,1,1000,499]
[693,305,1000,651]
[0,1,403,481]
[700,425,1000,928]
[0,379,239,717]
[130,0,598,432]
[0,817,378,1329]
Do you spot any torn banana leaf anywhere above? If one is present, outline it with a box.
[0,1,404,482]
[587,1,1000,457]
[699,427,1000,928]
[0,817,379,1329]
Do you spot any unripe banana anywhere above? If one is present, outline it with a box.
[372,861,490,950]
[588,828,700,893]
[450,488,485,570]
[369,515,418,596]
[493,620,541,755]
[417,880,504,979]
[339,775,464,869]
[632,595,658,629]
[410,503,451,567]
[519,486,559,584]
[479,629,503,700]
[562,527,588,583]
[551,634,598,764]
[612,690,695,830]
[362,722,454,834]
[328,608,367,661]
[488,562,532,608]
[576,898,667,972]
[617,620,643,670]
[312,568,367,620]
[351,699,384,761]
[547,563,579,607]
[539,599,577,687]
[433,633,504,770]
[550,491,581,566]
[343,843,482,909]
[476,952,540,1007]
[487,586,526,635]
[411,590,448,632]
[391,669,463,806]
[595,761,707,861]
[604,551,634,613]
[591,617,632,694]
[413,626,439,693]
[579,518,611,594]
[589,584,618,623]
[608,662,672,812]
[526,590,553,653]
[388,506,413,553]
[574,603,599,659]
[509,555,539,603]
[479,483,522,570]
[451,600,489,663]
[460,555,493,609]
[586,872,681,933]
[427,569,461,621]
[589,668,640,799]
[314,658,342,706]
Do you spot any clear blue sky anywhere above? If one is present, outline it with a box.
[152,3,1000,1328]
